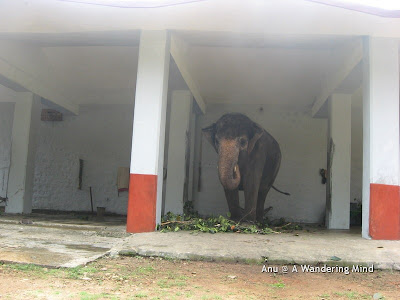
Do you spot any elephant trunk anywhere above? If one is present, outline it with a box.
[218,140,241,190]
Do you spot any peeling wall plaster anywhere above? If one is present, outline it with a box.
[32,104,133,214]
[0,97,364,219]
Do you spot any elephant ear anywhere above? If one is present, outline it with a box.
[202,123,217,152]
[248,123,264,154]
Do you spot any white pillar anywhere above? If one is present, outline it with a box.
[326,93,351,230]
[5,93,40,214]
[164,90,192,215]
[363,37,400,240]
[127,30,170,233]
[187,109,197,203]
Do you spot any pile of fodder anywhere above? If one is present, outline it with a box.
[158,212,277,234]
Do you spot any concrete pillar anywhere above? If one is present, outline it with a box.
[164,90,192,215]
[5,93,40,214]
[187,109,197,203]
[326,93,351,230]
[363,37,400,240]
[127,31,170,233]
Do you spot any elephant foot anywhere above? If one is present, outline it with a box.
[241,209,257,223]
[256,206,273,223]
[229,207,244,222]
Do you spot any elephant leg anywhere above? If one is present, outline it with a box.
[257,151,281,222]
[243,184,259,221]
[243,170,264,222]
[243,158,267,221]
[256,188,270,222]
[224,188,242,220]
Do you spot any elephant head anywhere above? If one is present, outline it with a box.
[202,113,264,190]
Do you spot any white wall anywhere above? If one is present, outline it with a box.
[326,94,351,229]
[32,104,133,214]
[1,93,363,221]
[164,91,192,215]
[6,93,41,214]
[193,104,328,224]
[0,102,14,204]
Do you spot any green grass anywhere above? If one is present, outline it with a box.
[79,291,119,300]
[132,266,156,276]
[5,263,60,278]
[6,263,46,272]
[3,263,102,281]
[66,266,98,279]
[332,291,372,299]
[157,278,187,288]
[269,282,285,288]
[201,295,223,300]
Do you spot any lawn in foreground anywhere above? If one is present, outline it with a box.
[0,256,399,299]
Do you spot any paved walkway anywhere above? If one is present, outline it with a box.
[118,230,400,270]
[1,214,399,270]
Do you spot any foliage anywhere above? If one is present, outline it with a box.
[270,217,303,231]
[183,201,198,216]
[158,211,276,234]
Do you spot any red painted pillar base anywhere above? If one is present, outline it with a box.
[127,174,158,233]
[370,183,400,240]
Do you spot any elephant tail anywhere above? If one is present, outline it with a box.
[272,185,290,196]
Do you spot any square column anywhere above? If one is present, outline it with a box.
[164,90,192,215]
[5,93,40,214]
[363,37,400,240]
[127,31,170,233]
[326,94,351,229]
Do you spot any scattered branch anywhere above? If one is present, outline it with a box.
[274,222,292,229]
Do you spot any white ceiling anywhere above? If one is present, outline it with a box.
[42,46,139,104]
[175,31,356,49]
[2,0,400,38]
[186,45,339,107]
[0,32,363,109]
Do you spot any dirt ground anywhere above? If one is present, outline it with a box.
[0,256,399,300]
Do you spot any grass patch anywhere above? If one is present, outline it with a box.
[4,264,100,280]
[269,282,285,288]
[6,264,42,271]
[165,272,188,281]
[5,263,60,278]
[79,292,119,300]
[132,266,156,276]
[201,295,223,300]
[157,278,187,288]
[66,266,98,279]
[333,291,372,299]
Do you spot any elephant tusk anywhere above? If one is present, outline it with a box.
[234,165,238,173]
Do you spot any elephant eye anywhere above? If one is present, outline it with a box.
[240,138,247,147]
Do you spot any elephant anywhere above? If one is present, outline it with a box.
[202,113,289,222]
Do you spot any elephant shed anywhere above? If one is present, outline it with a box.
[0,0,400,251]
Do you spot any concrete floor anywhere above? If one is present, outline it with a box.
[1,213,399,270]
[0,213,128,268]
[119,230,400,270]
